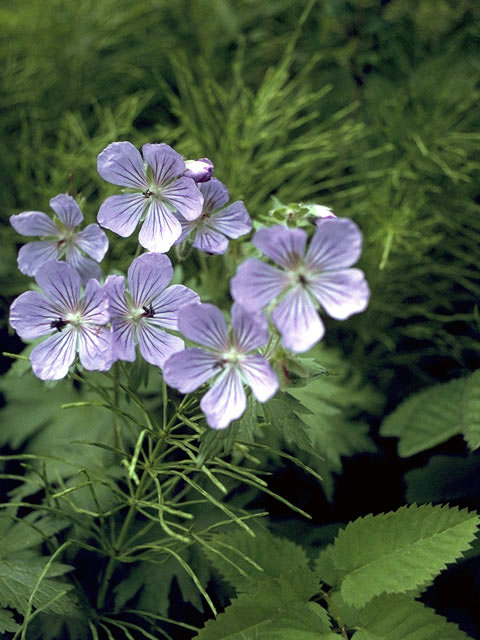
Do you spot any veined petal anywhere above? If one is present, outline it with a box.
[30,328,77,380]
[65,246,102,284]
[75,224,109,262]
[77,326,112,371]
[163,348,221,393]
[200,368,246,429]
[97,193,146,238]
[128,252,172,307]
[305,218,363,272]
[209,201,252,239]
[35,260,81,313]
[9,291,59,339]
[174,217,196,245]
[17,241,58,276]
[253,225,306,269]
[138,200,182,252]
[272,286,325,353]
[97,141,148,189]
[192,227,229,254]
[240,354,279,402]
[199,178,229,212]
[149,284,200,330]
[231,303,269,352]
[111,317,136,362]
[49,194,83,229]
[104,275,130,317]
[142,143,185,185]
[10,211,58,237]
[137,322,185,368]
[230,258,289,311]
[309,268,370,320]
[80,278,110,325]
[162,176,203,221]
[177,302,230,351]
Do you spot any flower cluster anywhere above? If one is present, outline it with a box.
[9,140,370,429]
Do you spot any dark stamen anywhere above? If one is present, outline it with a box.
[50,318,68,332]
[142,304,155,318]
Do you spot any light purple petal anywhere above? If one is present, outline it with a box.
[111,318,136,362]
[200,368,246,430]
[75,224,109,262]
[17,241,58,276]
[305,218,363,272]
[137,322,185,368]
[177,303,230,351]
[308,268,370,320]
[138,200,182,252]
[142,143,185,185]
[9,291,58,339]
[104,275,130,317]
[128,253,172,307]
[77,326,113,371]
[231,303,269,352]
[80,278,110,325]
[163,348,221,393]
[192,227,229,254]
[162,176,203,221]
[65,246,102,284]
[35,260,81,313]
[10,211,58,237]
[97,141,148,189]
[49,194,83,229]
[209,201,252,239]
[199,178,229,212]
[240,355,279,402]
[30,328,77,380]
[149,284,200,330]
[253,226,306,269]
[230,258,289,311]
[97,193,146,238]
[272,287,325,353]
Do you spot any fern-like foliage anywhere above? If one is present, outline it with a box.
[315,504,479,608]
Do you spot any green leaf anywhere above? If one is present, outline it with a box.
[405,454,480,504]
[0,608,21,633]
[380,378,465,456]
[203,528,309,592]
[0,515,70,559]
[318,504,479,608]
[352,594,475,640]
[462,369,480,450]
[262,391,314,453]
[193,568,322,639]
[0,558,80,616]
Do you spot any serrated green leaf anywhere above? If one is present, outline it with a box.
[380,378,464,456]
[405,454,480,504]
[352,594,475,640]
[262,391,314,452]
[0,608,21,633]
[0,515,70,559]
[324,504,479,608]
[315,544,341,588]
[193,568,321,639]
[462,369,480,450]
[203,528,309,592]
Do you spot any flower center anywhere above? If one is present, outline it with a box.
[129,304,155,322]
[220,348,244,367]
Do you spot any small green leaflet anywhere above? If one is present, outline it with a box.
[0,608,20,633]
[314,504,479,608]
[462,369,480,450]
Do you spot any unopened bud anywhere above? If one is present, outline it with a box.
[184,158,214,183]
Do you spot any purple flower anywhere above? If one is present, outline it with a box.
[176,178,252,254]
[230,219,370,353]
[163,303,279,429]
[97,142,204,253]
[184,158,214,183]
[104,253,199,368]
[10,194,109,284]
[9,261,112,380]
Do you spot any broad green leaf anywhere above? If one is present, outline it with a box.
[380,378,464,456]
[203,528,309,592]
[319,504,479,608]
[0,559,80,616]
[193,568,321,639]
[462,369,480,450]
[0,608,20,633]
[352,594,475,640]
